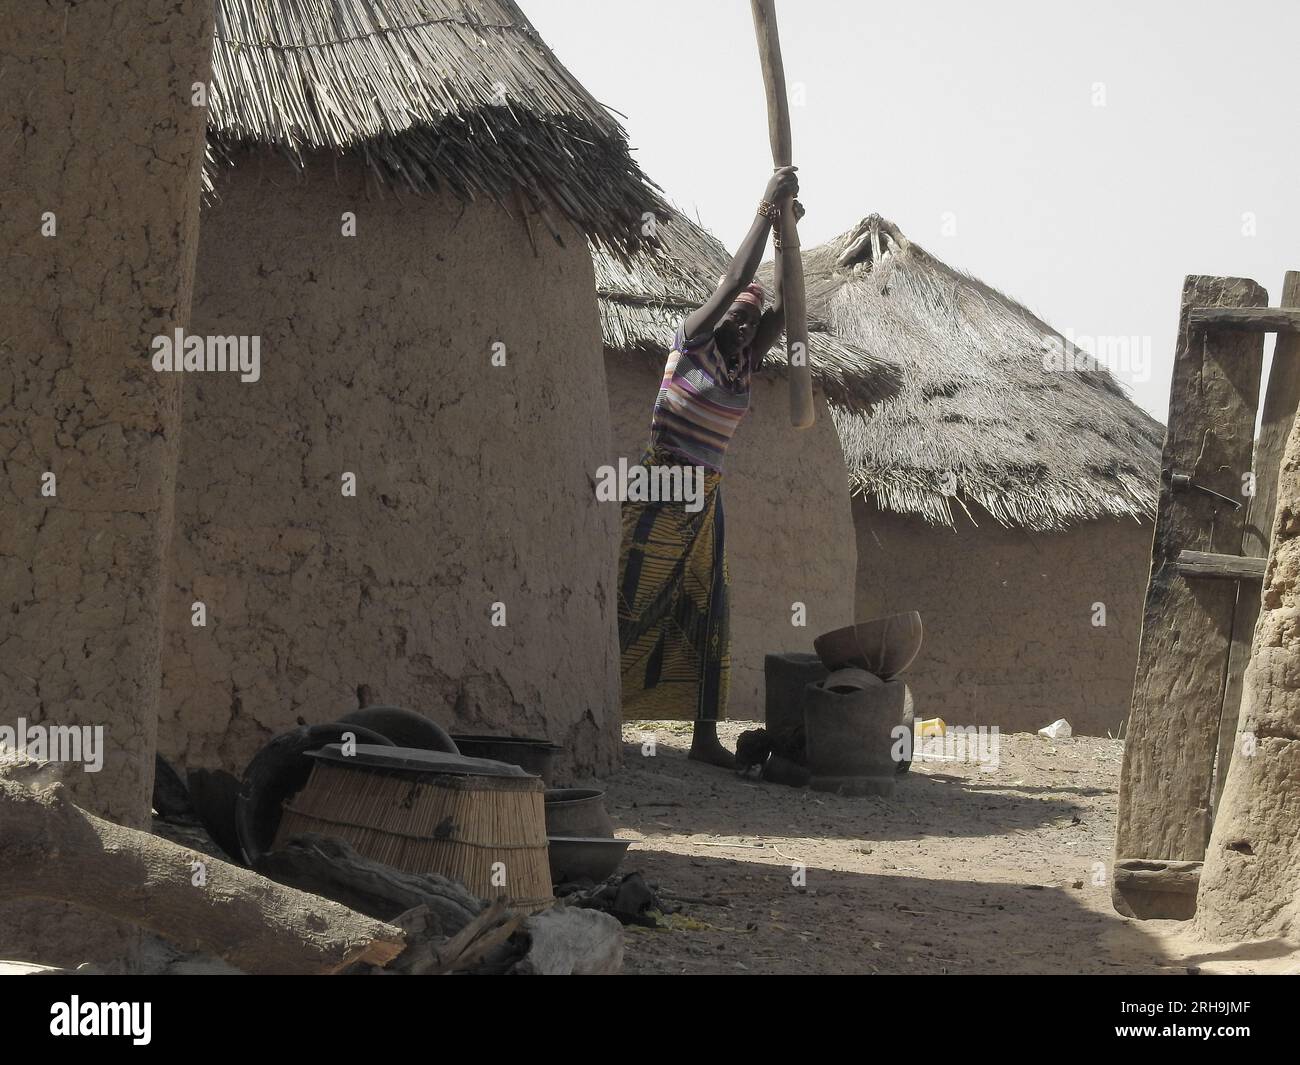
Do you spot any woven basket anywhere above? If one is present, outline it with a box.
[274,760,553,912]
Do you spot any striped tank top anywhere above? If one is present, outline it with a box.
[648,322,759,472]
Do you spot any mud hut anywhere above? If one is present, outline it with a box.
[762,215,1163,735]
[162,0,666,778]
[596,212,900,717]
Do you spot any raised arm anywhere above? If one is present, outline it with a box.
[683,166,799,342]
[747,197,803,364]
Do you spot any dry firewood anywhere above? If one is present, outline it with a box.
[255,833,484,929]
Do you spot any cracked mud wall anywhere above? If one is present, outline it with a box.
[163,151,621,781]
[854,498,1152,735]
[606,358,857,718]
[0,1,212,826]
[1195,416,1300,943]
[0,0,213,965]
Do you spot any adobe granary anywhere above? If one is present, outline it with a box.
[161,0,668,780]
[763,215,1165,735]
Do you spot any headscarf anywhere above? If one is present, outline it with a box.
[726,280,768,312]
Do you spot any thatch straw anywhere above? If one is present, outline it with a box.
[277,761,553,912]
[205,0,667,261]
[594,209,902,409]
[757,215,1164,530]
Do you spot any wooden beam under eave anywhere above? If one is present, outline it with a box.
[1188,306,1300,333]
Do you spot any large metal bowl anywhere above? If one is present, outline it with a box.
[547,836,632,885]
[813,611,923,677]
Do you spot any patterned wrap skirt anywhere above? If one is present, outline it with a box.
[617,447,730,722]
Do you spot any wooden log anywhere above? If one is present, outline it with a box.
[0,779,406,974]
[1188,306,1300,333]
[1113,275,1266,921]
[256,833,484,929]
[750,0,815,429]
[1174,550,1267,581]
[1213,271,1300,814]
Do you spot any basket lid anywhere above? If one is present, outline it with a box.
[306,743,538,779]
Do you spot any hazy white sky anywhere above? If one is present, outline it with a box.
[526,0,1299,421]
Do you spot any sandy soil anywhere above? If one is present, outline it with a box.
[136,720,1298,976]
[602,721,1292,975]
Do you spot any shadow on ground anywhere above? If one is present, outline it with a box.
[614,738,1093,844]
[618,849,1173,975]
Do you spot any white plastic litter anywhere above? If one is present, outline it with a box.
[1038,718,1072,740]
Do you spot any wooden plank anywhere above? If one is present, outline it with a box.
[1188,306,1300,333]
[1212,271,1300,813]
[1174,550,1266,581]
[1113,275,1266,920]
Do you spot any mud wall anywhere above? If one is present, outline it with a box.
[164,151,621,780]
[0,1,212,827]
[854,497,1152,735]
[0,0,213,967]
[606,358,857,718]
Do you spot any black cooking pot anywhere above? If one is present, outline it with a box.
[235,722,394,865]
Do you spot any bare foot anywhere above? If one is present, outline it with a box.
[689,724,736,769]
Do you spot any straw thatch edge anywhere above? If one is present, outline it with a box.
[793,214,1164,531]
[203,0,670,263]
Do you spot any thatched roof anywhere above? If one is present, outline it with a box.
[594,211,902,409]
[206,0,666,260]
[759,215,1163,530]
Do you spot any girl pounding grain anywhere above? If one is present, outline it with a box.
[618,166,801,767]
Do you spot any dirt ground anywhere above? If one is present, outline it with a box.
[602,721,1295,975]
[126,718,1297,976]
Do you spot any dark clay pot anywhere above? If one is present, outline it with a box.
[337,705,458,754]
[450,735,561,785]
[803,678,911,797]
[547,837,631,885]
[235,722,394,865]
[186,767,244,863]
[544,788,614,838]
[764,652,828,749]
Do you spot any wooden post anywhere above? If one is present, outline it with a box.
[750,0,815,429]
[1212,271,1300,811]
[1113,275,1267,920]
